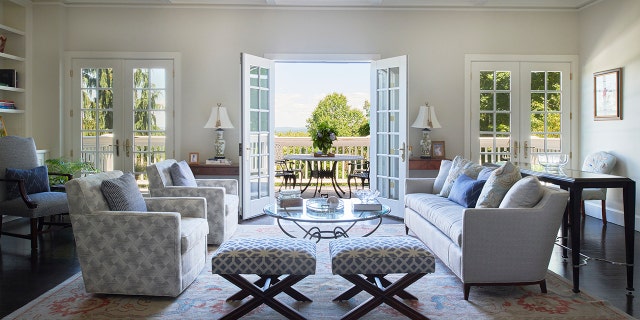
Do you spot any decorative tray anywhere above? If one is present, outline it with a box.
[306,197,344,212]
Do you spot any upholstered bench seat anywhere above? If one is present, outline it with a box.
[212,237,316,320]
[330,236,435,320]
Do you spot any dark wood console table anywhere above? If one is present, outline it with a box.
[520,167,636,295]
[189,164,240,177]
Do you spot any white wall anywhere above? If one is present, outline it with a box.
[578,0,640,227]
[32,5,579,163]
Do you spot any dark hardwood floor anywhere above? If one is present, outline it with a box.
[2,209,640,318]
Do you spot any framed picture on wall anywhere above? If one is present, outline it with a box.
[594,68,622,120]
[0,116,7,137]
[188,152,199,164]
[432,141,445,159]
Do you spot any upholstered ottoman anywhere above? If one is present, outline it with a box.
[330,236,435,320]
[211,237,316,320]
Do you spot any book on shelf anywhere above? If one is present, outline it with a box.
[352,199,382,211]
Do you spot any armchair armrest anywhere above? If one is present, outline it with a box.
[145,197,206,219]
[196,179,238,195]
[0,177,37,209]
[406,178,436,194]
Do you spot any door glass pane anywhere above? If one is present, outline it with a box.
[81,68,115,172]
[529,70,564,159]
[389,67,399,88]
[478,70,511,165]
[132,67,167,184]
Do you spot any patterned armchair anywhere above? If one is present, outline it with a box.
[146,159,239,245]
[65,171,209,297]
[581,151,617,224]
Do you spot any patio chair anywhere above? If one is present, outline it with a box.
[347,160,370,198]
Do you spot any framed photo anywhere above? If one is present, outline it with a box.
[431,141,445,159]
[0,116,7,137]
[594,68,622,120]
[188,152,199,164]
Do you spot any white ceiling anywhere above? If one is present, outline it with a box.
[36,0,601,10]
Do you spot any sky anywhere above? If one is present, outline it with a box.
[274,62,370,129]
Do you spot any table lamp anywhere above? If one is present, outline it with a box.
[411,103,441,159]
[204,103,234,160]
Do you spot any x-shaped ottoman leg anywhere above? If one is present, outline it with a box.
[220,274,310,320]
[336,273,429,320]
[333,274,418,301]
[227,275,312,302]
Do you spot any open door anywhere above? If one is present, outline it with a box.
[370,55,408,218]
[241,53,275,219]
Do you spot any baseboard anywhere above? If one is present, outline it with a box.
[583,202,640,231]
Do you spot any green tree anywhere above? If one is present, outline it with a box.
[306,93,368,137]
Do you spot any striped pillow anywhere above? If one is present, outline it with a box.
[101,172,147,211]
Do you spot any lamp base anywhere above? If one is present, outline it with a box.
[211,156,226,160]
[420,155,432,159]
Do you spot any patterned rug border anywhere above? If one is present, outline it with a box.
[6,224,634,320]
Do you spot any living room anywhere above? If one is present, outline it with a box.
[1,0,640,318]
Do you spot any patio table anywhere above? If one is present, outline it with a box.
[284,154,363,198]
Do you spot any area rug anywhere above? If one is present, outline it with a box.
[5,223,633,319]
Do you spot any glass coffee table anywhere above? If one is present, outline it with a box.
[263,198,390,242]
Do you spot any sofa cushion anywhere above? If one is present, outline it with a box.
[499,176,543,208]
[101,172,147,212]
[170,160,198,187]
[5,166,50,200]
[476,161,522,208]
[405,193,464,246]
[477,166,496,181]
[433,159,452,194]
[448,174,486,208]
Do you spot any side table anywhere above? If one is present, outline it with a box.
[189,163,239,179]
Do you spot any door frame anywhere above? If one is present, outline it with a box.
[464,54,579,168]
[63,52,182,163]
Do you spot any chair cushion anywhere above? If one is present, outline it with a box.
[170,161,197,187]
[180,217,209,254]
[448,174,486,208]
[100,172,147,212]
[500,176,543,208]
[211,238,316,275]
[5,166,50,200]
[476,161,522,208]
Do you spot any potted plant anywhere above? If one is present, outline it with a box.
[310,122,337,157]
[45,158,98,187]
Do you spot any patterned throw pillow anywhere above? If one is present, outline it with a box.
[170,160,198,187]
[447,174,486,208]
[439,156,471,197]
[433,159,452,194]
[101,172,147,211]
[475,161,522,208]
[439,156,483,197]
[499,176,544,208]
[5,166,51,200]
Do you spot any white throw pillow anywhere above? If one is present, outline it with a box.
[433,159,452,194]
[475,161,522,208]
[499,176,544,208]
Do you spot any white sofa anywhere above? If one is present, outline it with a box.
[404,171,569,300]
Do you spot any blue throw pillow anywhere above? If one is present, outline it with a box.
[101,172,147,211]
[447,174,486,208]
[169,160,198,187]
[5,166,51,200]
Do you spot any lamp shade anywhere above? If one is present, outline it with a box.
[204,105,234,129]
[411,105,442,129]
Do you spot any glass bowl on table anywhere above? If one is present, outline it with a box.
[536,153,568,174]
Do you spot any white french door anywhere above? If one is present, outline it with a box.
[469,59,571,168]
[241,53,275,219]
[370,55,408,218]
[70,58,174,179]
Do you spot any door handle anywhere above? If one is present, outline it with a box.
[125,139,131,157]
[524,140,535,159]
[115,139,120,157]
[398,142,406,162]
[512,140,518,159]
